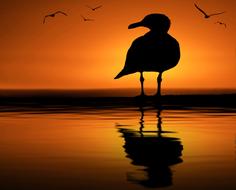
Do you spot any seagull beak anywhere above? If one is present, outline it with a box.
[128,21,143,29]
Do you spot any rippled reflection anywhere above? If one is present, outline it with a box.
[118,105,183,188]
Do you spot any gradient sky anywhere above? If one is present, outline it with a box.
[0,0,235,89]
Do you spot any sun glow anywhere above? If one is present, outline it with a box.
[0,0,235,89]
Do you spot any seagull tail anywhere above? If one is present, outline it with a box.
[114,70,126,79]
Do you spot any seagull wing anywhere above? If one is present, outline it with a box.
[55,11,68,16]
[208,11,225,17]
[43,15,49,24]
[86,5,93,10]
[94,5,102,10]
[194,3,208,17]
[81,15,94,21]
[81,15,86,20]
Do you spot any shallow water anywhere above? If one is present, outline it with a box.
[0,106,235,190]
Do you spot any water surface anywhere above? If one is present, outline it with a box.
[0,100,235,189]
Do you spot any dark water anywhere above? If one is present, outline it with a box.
[0,90,235,189]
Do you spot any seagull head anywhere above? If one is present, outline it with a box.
[128,13,171,33]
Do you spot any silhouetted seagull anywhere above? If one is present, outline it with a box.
[215,21,227,28]
[194,3,225,19]
[81,15,94,21]
[114,14,180,97]
[43,11,68,24]
[86,5,102,11]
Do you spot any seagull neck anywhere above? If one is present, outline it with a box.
[146,30,166,37]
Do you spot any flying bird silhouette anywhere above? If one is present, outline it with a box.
[81,15,94,21]
[194,3,225,19]
[86,5,102,11]
[114,14,180,97]
[43,11,68,24]
[215,21,227,28]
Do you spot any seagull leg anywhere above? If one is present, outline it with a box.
[156,72,163,97]
[140,72,145,96]
[157,109,162,136]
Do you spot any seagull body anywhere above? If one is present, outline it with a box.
[115,33,180,77]
[115,14,180,97]
[43,11,67,24]
[86,5,102,11]
[215,21,227,28]
[194,3,225,19]
[81,15,94,21]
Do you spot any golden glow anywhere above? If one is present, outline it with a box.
[0,0,235,89]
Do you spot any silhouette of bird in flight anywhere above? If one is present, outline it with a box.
[215,21,227,28]
[114,14,180,97]
[81,15,94,21]
[194,3,225,19]
[86,5,102,11]
[43,11,68,24]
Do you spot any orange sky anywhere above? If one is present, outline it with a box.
[0,0,235,89]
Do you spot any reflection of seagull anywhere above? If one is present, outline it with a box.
[81,15,94,21]
[114,14,180,97]
[86,5,102,11]
[215,21,227,28]
[118,107,183,188]
[43,11,68,24]
[194,3,225,19]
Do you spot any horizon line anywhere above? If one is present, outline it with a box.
[0,87,236,90]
